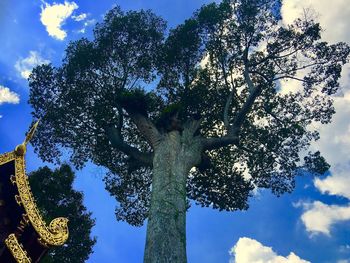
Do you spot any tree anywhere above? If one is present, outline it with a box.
[29,165,96,263]
[28,1,349,262]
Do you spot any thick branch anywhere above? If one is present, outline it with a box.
[231,83,262,133]
[243,50,255,93]
[230,50,262,133]
[223,87,235,129]
[202,50,262,151]
[127,112,161,148]
[183,118,203,137]
[106,126,153,167]
[201,135,239,151]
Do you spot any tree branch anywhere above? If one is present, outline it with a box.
[230,49,263,133]
[201,135,239,151]
[127,112,161,148]
[202,49,262,151]
[230,85,262,133]
[183,118,203,136]
[223,87,235,128]
[243,50,255,93]
[106,126,153,167]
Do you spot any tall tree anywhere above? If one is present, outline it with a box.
[28,1,349,262]
[29,165,96,263]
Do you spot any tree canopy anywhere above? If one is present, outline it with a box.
[29,165,96,263]
[29,0,349,229]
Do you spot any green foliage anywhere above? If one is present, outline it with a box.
[117,88,161,116]
[304,151,330,175]
[29,165,96,263]
[29,1,349,226]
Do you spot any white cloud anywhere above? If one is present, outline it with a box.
[281,0,350,44]
[229,237,310,263]
[298,201,350,235]
[315,165,350,200]
[281,0,350,95]
[311,92,350,166]
[282,0,350,238]
[72,13,87,21]
[0,85,20,105]
[15,51,50,79]
[40,1,78,40]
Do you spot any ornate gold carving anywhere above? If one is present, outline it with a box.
[0,121,69,263]
[4,234,32,263]
[24,120,40,145]
[14,155,69,246]
[10,175,16,184]
[0,151,15,165]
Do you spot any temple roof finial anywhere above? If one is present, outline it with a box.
[15,119,40,156]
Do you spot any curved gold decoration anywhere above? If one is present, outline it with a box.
[5,234,32,263]
[0,151,15,165]
[0,120,69,249]
[24,120,40,145]
[13,146,69,247]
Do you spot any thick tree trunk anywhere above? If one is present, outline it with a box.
[144,130,201,263]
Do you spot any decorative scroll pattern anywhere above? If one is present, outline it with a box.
[0,151,15,165]
[14,153,69,246]
[0,121,68,262]
[4,234,32,263]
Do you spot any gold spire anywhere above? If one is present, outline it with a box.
[24,119,40,146]
[15,120,40,156]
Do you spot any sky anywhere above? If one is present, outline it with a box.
[0,0,350,262]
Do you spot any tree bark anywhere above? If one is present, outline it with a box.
[144,130,202,263]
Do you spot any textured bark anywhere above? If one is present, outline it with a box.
[144,129,202,263]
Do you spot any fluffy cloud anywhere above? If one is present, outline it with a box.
[0,85,20,105]
[281,0,350,93]
[281,0,350,44]
[315,165,350,200]
[40,1,78,40]
[311,93,350,166]
[298,201,350,235]
[281,0,350,237]
[15,51,50,79]
[72,13,87,21]
[229,237,310,263]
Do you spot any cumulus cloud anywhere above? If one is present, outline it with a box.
[297,201,350,235]
[281,0,350,94]
[315,165,350,200]
[15,51,50,79]
[311,93,350,166]
[0,85,20,105]
[295,164,350,236]
[281,0,350,44]
[281,0,350,237]
[229,237,310,263]
[40,1,78,40]
[72,13,87,21]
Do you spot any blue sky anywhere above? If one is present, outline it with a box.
[0,0,350,262]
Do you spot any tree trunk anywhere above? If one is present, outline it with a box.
[144,130,202,263]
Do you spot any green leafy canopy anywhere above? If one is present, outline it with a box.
[29,0,349,226]
[29,165,96,263]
